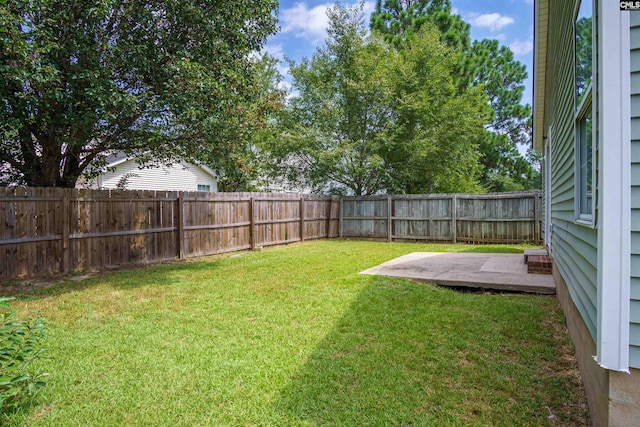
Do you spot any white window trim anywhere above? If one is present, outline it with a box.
[573,0,596,227]
[595,4,631,373]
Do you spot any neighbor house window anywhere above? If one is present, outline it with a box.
[574,0,594,222]
[197,184,211,192]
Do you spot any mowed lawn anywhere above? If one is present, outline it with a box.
[5,240,589,426]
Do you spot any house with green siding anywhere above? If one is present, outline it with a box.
[533,1,639,424]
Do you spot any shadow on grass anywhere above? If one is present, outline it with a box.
[273,276,589,426]
[1,256,230,300]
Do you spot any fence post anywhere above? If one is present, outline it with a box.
[387,195,393,242]
[300,196,305,242]
[451,194,457,244]
[339,197,344,238]
[326,198,332,238]
[250,197,256,250]
[533,190,540,244]
[176,195,185,259]
[61,190,70,273]
[451,194,458,243]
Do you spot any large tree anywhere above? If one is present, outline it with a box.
[471,39,530,146]
[383,28,489,193]
[210,54,287,192]
[370,1,539,191]
[263,4,488,195]
[470,39,537,191]
[0,0,278,187]
[265,4,395,195]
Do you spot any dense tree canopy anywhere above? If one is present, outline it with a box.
[369,0,539,192]
[471,39,530,146]
[0,0,278,187]
[211,54,287,192]
[371,0,470,51]
[470,39,538,190]
[263,4,488,195]
[371,0,474,88]
[265,4,395,194]
[383,29,489,193]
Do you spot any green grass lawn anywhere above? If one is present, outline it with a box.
[4,240,588,426]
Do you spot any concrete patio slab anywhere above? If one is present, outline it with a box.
[360,252,555,294]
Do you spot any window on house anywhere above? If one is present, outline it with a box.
[197,184,211,192]
[575,0,594,221]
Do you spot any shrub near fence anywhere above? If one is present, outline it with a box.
[0,188,340,279]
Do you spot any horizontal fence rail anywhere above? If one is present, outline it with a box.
[0,188,339,279]
[339,191,542,245]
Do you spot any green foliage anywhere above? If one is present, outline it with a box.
[264,4,488,195]
[0,298,48,414]
[264,4,395,194]
[209,54,287,192]
[471,40,530,144]
[369,1,540,191]
[371,0,473,88]
[371,0,470,52]
[477,131,540,192]
[0,0,278,187]
[383,29,489,193]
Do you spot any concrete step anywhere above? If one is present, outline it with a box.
[524,248,548,264]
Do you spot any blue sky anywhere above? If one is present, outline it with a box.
[265,0,534,105]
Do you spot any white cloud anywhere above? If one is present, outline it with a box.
[524,0,534,5]
[509,38,533,56]
[280,1,375,42]
[280,3,331,41]
[468,13,515,31]
[494,33,507,42]
[262,44,285,60]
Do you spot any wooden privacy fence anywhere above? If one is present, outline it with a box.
[339,191,542,245]
[0,188,339,279]
[1,188,540,279]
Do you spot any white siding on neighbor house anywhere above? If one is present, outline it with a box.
[545,1,599,340]
[100,159,217,192]
[629,12,640,367]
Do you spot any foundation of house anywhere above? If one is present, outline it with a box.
[553,263,640,426]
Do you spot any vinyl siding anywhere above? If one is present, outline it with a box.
[630,12,640,368]
[100,159,217,192]
[542,155,546,241]
[545,1,599,341]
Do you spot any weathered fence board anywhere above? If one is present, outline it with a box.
[0,189,340,279]
[341,197,389,238]
[342,191,542,245]
[0,187,65,277]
